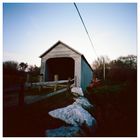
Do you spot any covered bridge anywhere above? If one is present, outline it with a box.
[39,41,93,90]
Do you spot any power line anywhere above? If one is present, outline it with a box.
[73,3,98,59]
[74,3,106,80]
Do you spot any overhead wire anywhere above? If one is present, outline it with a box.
[73,3,98,59]
[74,3,107,79]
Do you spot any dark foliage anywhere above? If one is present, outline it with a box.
[107,55,137,82]
[92,55,137,82]
[3,61,19,75]
[86,81,137,136]
[27,65,40,75]
[3,91,74,136]
[3,61,40,89]
[89,55,137,136]
[18,62,28,72]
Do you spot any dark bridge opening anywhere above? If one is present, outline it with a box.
[45,57,74,81]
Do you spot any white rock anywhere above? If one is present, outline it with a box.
[71,87,84,96]
[46,126,82,137]
[49,104,96,127]
[73,97,94,110]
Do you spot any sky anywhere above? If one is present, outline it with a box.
[3,3,137,66]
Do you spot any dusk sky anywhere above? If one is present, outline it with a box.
[3,3,137,66]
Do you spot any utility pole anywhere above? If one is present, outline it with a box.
[103,57,105,81]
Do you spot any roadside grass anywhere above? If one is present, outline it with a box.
[25,86,66,96]
[3,90,75,136]
[92,84,122,94]
[3,81,137,137]
[4,86,68,107]
[25,87,54,96]
[86,81,137,136]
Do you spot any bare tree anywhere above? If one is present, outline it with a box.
[92,56,110,80]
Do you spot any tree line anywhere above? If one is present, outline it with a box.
[3,54,137,88]
[3,61,40,75]
[3,61,40,88]
[92,55,137,83]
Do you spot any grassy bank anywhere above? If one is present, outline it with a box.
[3,91,74,136]
[86,81,137,136]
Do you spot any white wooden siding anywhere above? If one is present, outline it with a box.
[41,43,82,86]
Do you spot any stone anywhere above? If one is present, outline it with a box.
[73,97,94,110]
[45,126,82,137]
[49,104,96,127]
[71,87,84,96]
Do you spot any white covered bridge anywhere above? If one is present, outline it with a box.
[39,41,93,90]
